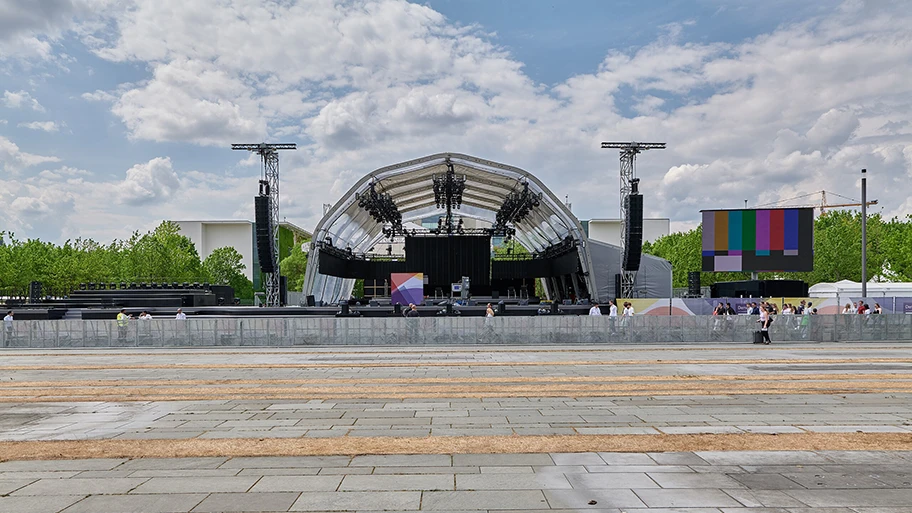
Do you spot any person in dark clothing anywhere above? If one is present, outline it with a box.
[405,304,420,317]
[725,303,736,315]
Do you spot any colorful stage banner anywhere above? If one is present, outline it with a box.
[390,273,424,306]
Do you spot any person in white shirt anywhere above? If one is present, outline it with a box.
[139,311,152,320]
[588,302,602,316]
[623,302,635,316]
[3,311,12,346]
[175,308,187,320]
[608,300,618,317]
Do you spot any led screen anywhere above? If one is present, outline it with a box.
[701,208,814,272]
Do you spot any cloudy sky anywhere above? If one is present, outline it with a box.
[1,0,910,243]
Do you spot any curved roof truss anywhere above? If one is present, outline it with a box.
[303,153,596,303]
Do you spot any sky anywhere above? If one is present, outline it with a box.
[1,0,910,244]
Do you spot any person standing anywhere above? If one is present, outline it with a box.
[3,311,12,347]
[608,300,618,317]
[175,308,187,320]
[485,303,495,318]
[116,309,129,341]
[588,302,601,316]
[758,306,772,344]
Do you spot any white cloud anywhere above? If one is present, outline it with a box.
[118,156,182,205]
[0,135,61,173]
[18,120,62,132]
[2,90,45,111]
[3,0,912,244]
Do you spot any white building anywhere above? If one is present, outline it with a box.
[584,218,670,246]
[174,220,312,283]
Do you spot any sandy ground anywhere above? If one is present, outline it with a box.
[2,433,912,461]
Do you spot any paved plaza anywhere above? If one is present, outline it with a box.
[1,343,911,511]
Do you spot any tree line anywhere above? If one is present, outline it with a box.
[643,211,912,288]
[1,221,254,299]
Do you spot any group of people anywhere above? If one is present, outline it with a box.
[586,300,633,317]
[842,302,883,315]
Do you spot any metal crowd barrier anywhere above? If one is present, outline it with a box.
[1,315,910,348]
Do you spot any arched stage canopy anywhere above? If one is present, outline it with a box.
[302,153,670,304]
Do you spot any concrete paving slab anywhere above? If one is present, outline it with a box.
[349,454,451,467]
[13,477,148,496]
[784,489,912,507]
[543,489,648,508]
[220,456,351,468]
[131,476,260,494]
[550,453,607,466]
[191,492,301,512]
[60,493,206,513]
[248,475,343,492]
[647,472,746,489]
[0,495,86,513]
[340,474,452,491]
[289,491,421,511]
[453,454,555,467]
[566,472,659,489]
[632,488,745,508]
[457,473,572,490]
[720,488,809,508]
[421,490,549,510]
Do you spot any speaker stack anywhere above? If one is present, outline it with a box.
[622,193,643,271]
[687,271,702,297]
[28,281,43,303]
[255,195,276,274]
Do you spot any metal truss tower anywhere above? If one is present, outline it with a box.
[600,141,665,299]
[232,143,297,306]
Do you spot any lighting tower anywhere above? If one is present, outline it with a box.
[232,142,297,306]
[601,141,666,299]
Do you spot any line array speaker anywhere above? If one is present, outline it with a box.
[623,193,643,271]
[614,273,621,300]
[255,195,276,274]
[687,271,702,297]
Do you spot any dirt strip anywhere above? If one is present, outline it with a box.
[2,357,912,372]
[2,433,911,461]
[2,373,910,389]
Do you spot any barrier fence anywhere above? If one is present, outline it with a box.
[2,314,911,348]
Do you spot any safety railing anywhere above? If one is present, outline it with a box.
[2,314,910,348]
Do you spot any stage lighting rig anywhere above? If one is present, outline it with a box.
[357,181,403,233]
[433,157,467,233]
[494,181,542,233]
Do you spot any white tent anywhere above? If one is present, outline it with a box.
[809,279,912,298]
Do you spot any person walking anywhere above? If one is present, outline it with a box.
[485,303,495,318]
[758,306,772,344]
[588,302,602,316]
[3,311,12,347]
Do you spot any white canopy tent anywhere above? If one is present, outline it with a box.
[809,280,912,298]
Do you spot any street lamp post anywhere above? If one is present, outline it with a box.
[861,168,867,298]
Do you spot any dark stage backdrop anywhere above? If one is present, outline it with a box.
[405,235,491,287]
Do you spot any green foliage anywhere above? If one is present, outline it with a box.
[202,247,254,300]
[643,210,912,287]
[279,240,309,292]
[1,221,212,297]
[352,279,365,299]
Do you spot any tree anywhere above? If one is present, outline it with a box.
[203,247,253,299]
[279,241,309,292]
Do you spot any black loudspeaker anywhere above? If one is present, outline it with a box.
[614,273,622,299]
[687,271,702,296]
[279,275,287,306]
[29,281,42,302]
[623,194,643,271]
[491,290,499,300]
[305,295,316,307]
[255,195,276,273]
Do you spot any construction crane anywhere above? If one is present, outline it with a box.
[232,143,297,307]
[754,190,878,215]
[601,141,666,299]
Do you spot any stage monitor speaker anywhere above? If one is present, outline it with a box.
[623,194,644,271]
[255,195,276,274]
[305,295,316,307]
[687,271,702,296]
